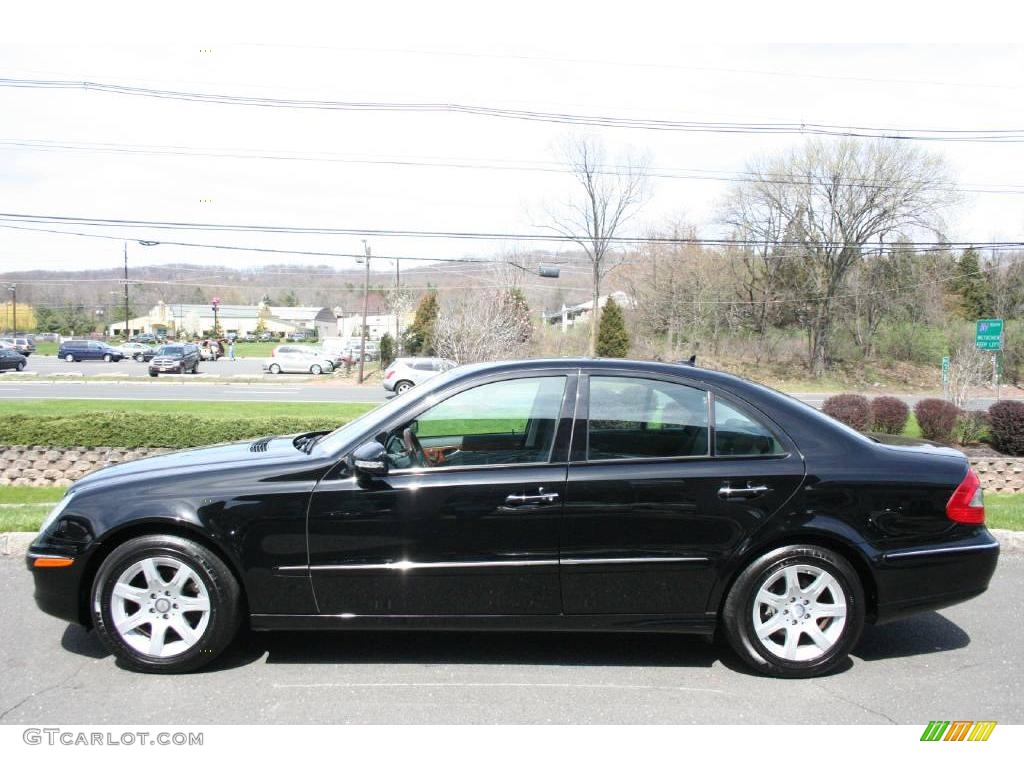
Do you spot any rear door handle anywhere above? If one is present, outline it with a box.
[503,489,560,506]
[718,483,770,501]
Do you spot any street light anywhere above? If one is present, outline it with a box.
[211,297,221,339]
[358,240,371,384]
[6,284,15,336]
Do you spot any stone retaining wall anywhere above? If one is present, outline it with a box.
[3,445,1024,492]
[0,446,171,487]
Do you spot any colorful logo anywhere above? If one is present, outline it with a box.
[920,721,997,741]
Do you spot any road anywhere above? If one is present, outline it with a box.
[24,354,271,378]
[0,553,1020,724]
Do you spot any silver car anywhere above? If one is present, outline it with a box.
[382,357,456,395]
[262,344,335,375]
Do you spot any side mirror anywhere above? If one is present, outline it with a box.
[352,441,389,478]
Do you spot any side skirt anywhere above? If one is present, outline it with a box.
[250,613,717,635]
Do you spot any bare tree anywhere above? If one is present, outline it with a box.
[948,342,991,408]
[721,138,957,375]
[434,290,532,364]
[546,135,648,355]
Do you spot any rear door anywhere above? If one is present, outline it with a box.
[559,371,805,616]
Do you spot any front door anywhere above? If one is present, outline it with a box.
[560,372,806,616]
[308,372,575,616]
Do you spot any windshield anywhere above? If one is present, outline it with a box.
[314,366,464,454]
[156,346,183,357]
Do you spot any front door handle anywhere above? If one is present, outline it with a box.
[718,483,770,501]
[503,488,560,506]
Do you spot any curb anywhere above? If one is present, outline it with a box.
[3,529,1023,558]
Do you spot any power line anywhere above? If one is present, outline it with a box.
[4,138,1024,196]
[2,78,1023,143]
[2,213,1023,253]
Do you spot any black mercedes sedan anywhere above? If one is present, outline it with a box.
[26,359,999,676]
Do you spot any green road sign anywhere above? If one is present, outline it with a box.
[976,318,1004,351]
[941,355,950,385]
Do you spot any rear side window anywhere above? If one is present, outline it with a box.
[714,400,786,456]
[587,376,709,460]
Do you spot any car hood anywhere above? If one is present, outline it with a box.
[70,436,308,492]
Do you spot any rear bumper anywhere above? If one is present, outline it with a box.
[872,528,999,624]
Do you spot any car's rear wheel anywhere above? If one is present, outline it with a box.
[722,544,864,678]
[395,380,413,395]
[149,372,158,377]
[91,535,241,673]
[64,353,75,362]
[268,363,281,374]
[310,364,322,375]
[134,353,144,362]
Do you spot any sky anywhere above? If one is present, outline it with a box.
[1,1,1023,277]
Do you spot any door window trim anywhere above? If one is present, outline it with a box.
[573,371,796,465]
[378,369,578,477]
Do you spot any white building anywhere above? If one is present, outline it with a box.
[107,301,337,338]
[542,291,634,333]
[336,311,411,341]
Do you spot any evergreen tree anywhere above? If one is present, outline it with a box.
[379,332,395,366]
[955,247,994,319]
[595,296,630,357]
[403,292,439,355]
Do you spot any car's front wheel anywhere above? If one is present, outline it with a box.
[721,544,864,678]
[268,363,281,374]
[134,353,144,362]
[91,535,241,673]
[16,361,25,371]
[64,354,75,362]
[103,354,113,362]
[310,364,322,375]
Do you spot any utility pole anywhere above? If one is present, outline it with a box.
[358,240,371,384]
[395,257,401,352]
[123,241,130,339]
[7,284,15,336]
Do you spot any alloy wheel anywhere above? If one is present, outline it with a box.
[110,556,211,658]
[751,564,847,662]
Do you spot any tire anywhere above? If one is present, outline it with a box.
[721,544,865,678]
[64,354,75,362]
[395,380,414,395]
[149,372,158,377]
[103,354,112,362]
[16,361,25,371]
[268,364,281,375]
[191,363,199,374]
[90,534,241,674]
[134,354,144,362]
[310,364,322,375]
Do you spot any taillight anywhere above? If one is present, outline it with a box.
[385,369,395,379]
[947,468,985,524]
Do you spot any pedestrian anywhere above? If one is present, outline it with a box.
[228,338,236,361]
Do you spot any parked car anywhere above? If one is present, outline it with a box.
[239,332,257,342]
[258,332,275,342]
[0,348,27,371]
[147,344,200,376]
[24,359,1000,675]
[115,342,154,361]
[383,357,456,395]
[287,332,310,342]
[58,340,124,362]
[262,345,335,375]
[198,340,224,361]
[311,345,352,370]
[33,332,59,343]
[0,337,36,356]
[132,333,158,345]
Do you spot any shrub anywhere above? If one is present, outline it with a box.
[875,322,947,365]
[870,396,909,434]
[822,394,871,431]
[0,413,347,449]
[987,400,1024,456]
[913,398,961,443]
[954,410,989,446]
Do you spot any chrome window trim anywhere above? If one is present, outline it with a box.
[883,540,999,560]
[279,554,709,573]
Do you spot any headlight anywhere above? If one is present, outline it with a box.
[39,491,76,534]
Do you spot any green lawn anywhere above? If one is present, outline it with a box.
[0,399,373,420]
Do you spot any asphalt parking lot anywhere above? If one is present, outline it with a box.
[1,554,1020,724]
[22,354,273,378]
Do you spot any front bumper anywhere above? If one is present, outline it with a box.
[148,363,184,373]
[26,539,95,626]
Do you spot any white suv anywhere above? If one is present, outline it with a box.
[383,357,456,395]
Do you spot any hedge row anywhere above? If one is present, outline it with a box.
[0,413,347,449]
[822,395,909,434]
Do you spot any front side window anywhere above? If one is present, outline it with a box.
[714,399,786,456]
[587,376,709,460]
[386,376,567,470]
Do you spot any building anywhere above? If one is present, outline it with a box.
[107,301,337,339]
[542,291,633,332]
[336,311,412,341]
